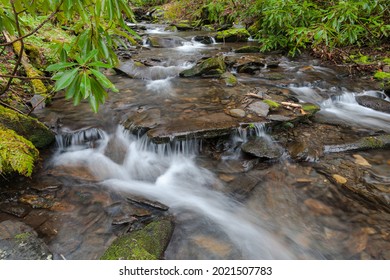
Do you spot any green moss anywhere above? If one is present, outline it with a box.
[302,103,321,114]
[263,99,280,110]
[221,72,238,87]
[100,217,174,260]
[349,54,371,64]
[215,28,250,42]
[0,126,39,177]
[14,232,32,240]
[0,105,55,148]
[361,136,383,148]
[374,71,390,80]
[383,58,390,64]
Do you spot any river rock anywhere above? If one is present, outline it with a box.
[355,95,390,113]
[179,56,226,78]
[100,215,174,260]
[193,35,214,44]
[233,55,266,74]
[146,36,186,48]
[247,101,269,117]
[304,198,333,215]
[228,109,246,118]
[221,72,238,87]
[215,28,250,42]
[241,137,283,160]
[234,46,261,53]
[0,105,55,148]
[0,220,52,260]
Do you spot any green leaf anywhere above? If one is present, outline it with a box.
[90,69,117,91]
[65,74,81,100]
[88,95,99,113]
[88,61,114,68]
[82,49,99,64]
[46,62,78,72]
[54,67,80,91]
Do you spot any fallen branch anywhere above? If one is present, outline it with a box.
[245,92,264,99]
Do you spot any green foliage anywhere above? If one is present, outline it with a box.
[0,126,39,177]
[0,0,139,112]
[46,49,118,112]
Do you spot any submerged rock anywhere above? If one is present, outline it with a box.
[0,220,52,260]
[241,137,283,160]
[100,216,174,260]
[355,95,390,113]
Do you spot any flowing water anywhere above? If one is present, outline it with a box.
[2,24,390,260]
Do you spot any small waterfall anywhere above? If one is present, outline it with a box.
[52,125,296,259]
[55,127,107,151]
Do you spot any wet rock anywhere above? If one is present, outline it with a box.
[0,203,30,218]
[0,220,52,260]
[19,194,55,209]
[234,55,266,74]
[247,101,269,117]
[179,56,226,78]
[215,28,250,42]
[228,109,246,118]
[127,195,169,211]
[221,72,238,87]
[193,35,214,44]
[355,95,390,113]
[241,137,283,160]
[100,216,174,260]
[324,135,390,153]
[164,25,178,32]
[146,36,186,48]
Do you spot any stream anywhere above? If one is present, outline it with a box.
[1,23,390,260]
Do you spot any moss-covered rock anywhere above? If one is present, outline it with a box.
[221,72,238,87]
[100,216,174,260]
[0,105,55,149]
[146,36,185,48]
[0,126,39,177]
[301,103,321,114]
[234,46,261,53]
[180,56,226,78]
[215,28,251,42]
[180,56,226,77]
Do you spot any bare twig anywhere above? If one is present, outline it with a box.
[0,100,25,115]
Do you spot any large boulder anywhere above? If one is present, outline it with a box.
[355,95,390,114]
[100,216,174,260]
[146,36,186,48]
[215,28,251,42]
[179,56,226,78]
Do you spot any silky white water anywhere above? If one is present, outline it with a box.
[52,126,298,259]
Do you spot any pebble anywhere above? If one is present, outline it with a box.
[332,174,347,184]
[353,154,371,167]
